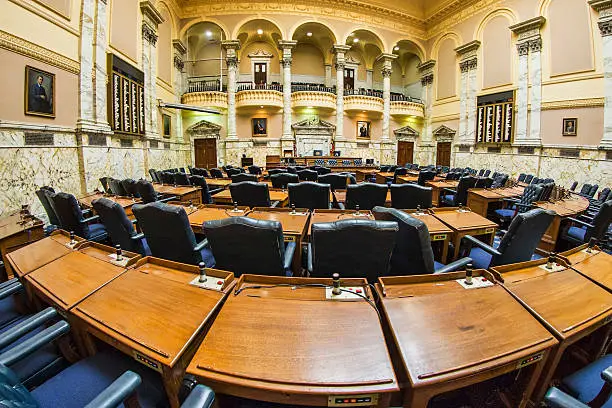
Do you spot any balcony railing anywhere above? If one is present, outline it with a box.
[291,83,336,94]
[343,88,384,98]
[187,79,226,93]
[391,93,422,104]
[237,82,283,92]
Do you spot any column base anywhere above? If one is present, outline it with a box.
[513,139,542,147]
[76,119,113,134]
[599,139,612,150]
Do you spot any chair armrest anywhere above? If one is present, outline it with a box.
[0,281,23,300]
[544,388,589,408]
[82,215,100,224]
[503,198,521,204]
[209,188,223,195]
[84,371,142,408]
[193,239,209,252]
[461,235,502,257]
[337,202,345,210]
[0,320,70,367]
[0,307,57,349]
[0,278,20,292]
[434,257,473,274]
[270,201,280,208]
[181,385,215,408]
[578,214,595,221]
[603,366,612,384]
[307,243,313,274]
[442,188,457,195]
[158,196,178,203]
[565,217,595,229]
[82,208,93,218]
[283,242,297,271]
[130,233,145,242]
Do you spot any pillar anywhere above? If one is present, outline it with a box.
[140,1,164,137]
[324,64,332,87]
[94,0,111,132]
[173,39,186,143]
[377,54,397,140]
[222,40,241,139]
[366,69,373,89]
[417,60,436,165]
[589,0,612,149]
[278,40,297,140]
[76,0,96,132]
[455,41,480,147]
[333,45,351,140]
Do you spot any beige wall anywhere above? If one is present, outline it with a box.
[343,114,382,140]
[482,15,512,89]
[239,42,280,75]
[436,37,457,100]
[236,111,282,138]
[34,0,70,18]
[157,7,173,85]
[540,107,603,146]
[292,44,325,77]
[110,0,139,62]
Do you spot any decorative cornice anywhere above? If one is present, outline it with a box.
[589,0,612,12]
[418,60,436,73]
[455,40,481,56]
[247,49,274,59]
[172,39,187,55]
[541,98,604,111]
[0,30,80,74]
[332,44,352,54]
[221,40,241,52]
[140,1,164,25]
[277,40,297,50]
[509,17,546,35]
[427,0,501,39]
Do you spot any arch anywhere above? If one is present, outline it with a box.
[389,38,426,62]
[289,20,339,44]
[156,1,178,36]
[474,8,519,41]
[480,13,514,88]
[179,18,230,41]
[538,0,552,17]
[341,26,387,53]
[231,16,286,40]
[431,32,462,59]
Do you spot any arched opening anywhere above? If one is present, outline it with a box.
[185,22,227,91]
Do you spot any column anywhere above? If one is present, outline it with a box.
[333,45,351,140]
[140,1,164,137]
[222,40,240,139]
[377,54,397,140]
[76,0,96,132]
[466,58,478,144]
[455,41,481,146]
[93,0,111,132]
[589,0,612,149]
[173,40,186,142]
[366,69,373,89]
[278,41,297,140]
[324,64,332,87]
[514,42,530,144]
[528,38,543,144]
[457,63,469,142]
[418,60,436,143]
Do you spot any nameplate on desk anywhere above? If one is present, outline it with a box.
[284,235,297,243]
[133,351,163,373]
[288,212,309,216]
[455,209,470,214]
[325,287,365,300]
[432,234,447,241]
[538,263,565,273]
[516,351,544,369]
[189,276,224,291]
[65,241,79,249]
[456,277,494,289]
[107,254,130,268]
[328,394,378,407]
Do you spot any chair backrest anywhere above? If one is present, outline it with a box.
[132,202,201,264]
[203,217,286,277]
[189,175,213,204]
[121,178,140,197]
[451,176,477,206]
[36,186,60,226]
[248,165,262,175]
[393,168,408,183]
[109,178,127,196]
[483,169,491,177]
[229,182,271,207]
[160,172,175,185]
[598,187,611,203]
[570,181,578,191]
[478,169,485,176]
[135,179,159,204]
[588,184,599,197]
[589,200,612,241]
[270,173,299,189]
[267,168,284,177]
[0,363,41,406]
[288,182,330,210]
[297,169,318,182]
[493,209,555,267]
[226,168,241,177]
[231,173,258,183]
[148,169,158,182]
[210,168,224,178]
[310,219,398,282]
[475,177,494,189]
[491,174,509,189]
[524,174,534,183]
[345,183,388,210]
[317,174,348,191]
[199,168,210,178]
[99,177,111,193]
[286,166,297,174]
[390,184,433,209]
[173,172,191,186]
[92,197,142,253]
[518,173,526,182]
[519,184,544,208]
[417,170,436,186]
[50,192,89,237]
[315,166,332,175]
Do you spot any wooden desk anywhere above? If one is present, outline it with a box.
[25,243,140,312]
[72,257,235,407]
[401,210,452,264]
[356,169,379,182]
[534,195,590,252]
[204,178,232,188]
[375,172,395,184]
[212,189,289,207]
[0,210,44,280]
[308,209,374,237]
[78,192,140,218]
[187,275,398,406]
[333,190,392,207]
[560,244,612,293]
[491,258,612,403]
[376,271,557,408]
[425,180,459,207]
[5,230,84,279]
[431,207,498,260]
[466,189,505,217]
[153,184,202,205]
[396,175,419,184]
[187,205,250,234]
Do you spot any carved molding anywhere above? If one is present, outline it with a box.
[140,0,164,26]
[247,49,274,59]
[172,39,187,55]
[517,42,530,56]
[292,91,337,110]
[226,56,238,69]
[421,73,434,86]
[459,58,477,73]
[173,55,184,71]
[418,60,436,73]
[236,89,283,108]
[182,91,228,109]
[427,0,501,39]
[142,23,158,45]
[390,102,425,118]
[598,19,612,36]
[381,67,392,78]
[433,125,457,139]
[509,16,546,43]
[394,124,419,139]
[186,119,222,137]
[589,0,612,13]
[529,37,542,53]
[541,98,605,110]
[455,40,481,57]
[0,30,80,74]
[344,95,384,112]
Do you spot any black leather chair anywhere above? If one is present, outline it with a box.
[270,173,299,189]
[189,175,221,204]
[560,200,612,247]
[417,170,436,186]
[160,172,175,185]
[345,183,387,210]
[266,169,285,178]
[132,202,214,266]
[49,192,108,242]
[288,182,330,210]
[226,168,241,178]
[373,207,472,275]
[475,177,494,189]
[148,169,159,183]
[483,169,491,177]
[440,176,477,207]
[588,184,599,198]
[203,217,296,277]
[318,174,348,191]
[135,179,176,204]
[315,166,331,175]
[209,168,224,178]
[109,178,127,196]
[286,166,297,174]
[297,169,318,182]
[231,173,257,183]
[491,173,509,188]
[569,181,579,191]
[92,198,149,256]
[36,187,60,234]
[494,184,543,224]
[120,179,140,197]
[524,174,534,184]
[247,165,262,175]
[391,167,407,184]
[99,177,111,193]
[229,182,275,207]
[174,172,191,186]
[390,184,433,209]
[518,173,527,183]
[460,208,554,269]
[308,219,398,282]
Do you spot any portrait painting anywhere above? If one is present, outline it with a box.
[562,118,577,136]
[357,121,370,139]
[25,66,55,118]
[252,118,267,137]
[162,114,171,137]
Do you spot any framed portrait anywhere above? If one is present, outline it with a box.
[252,118,267,137]
[562,118,577,136]
[162,114,171,137]
[25,66,55,118]
[357,121,370,139]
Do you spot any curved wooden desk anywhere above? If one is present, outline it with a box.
[534,194,590,252]
[560,244,612,293]
[187,275,398,406]
[0,210,44,279]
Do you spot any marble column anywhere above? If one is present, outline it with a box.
[333,45,351,140]
[324,64,332,87]
[173,40,186,143]
[455,41,481,146]
[528,38,543,144]
[377,54,397,140]
[514,42,530,144]
[457,63,469,142]
[76,0,96,132]
[418,60,436,165]
[140,1,164,137]
[222,40,241,139]
[466,58,478,144]
[589,0,612,149]
[93,0,111,131]
[366,69,373,89]
[278,41,297,141]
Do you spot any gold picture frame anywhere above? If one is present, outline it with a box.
[25,65,55,118]
[357,121,370,139]
[252,118,267,137]
[562,118,577,136]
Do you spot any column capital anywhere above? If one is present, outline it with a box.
[517,41,530,56]
[510,17,546,41]
[142,23,158,46]
[459,57,477,72]
[529,37,543,53]
[173,55,184,71]
[278,40,297,50]
[421,74,434,86]
[140,1,164,26]
[455,40,481,58]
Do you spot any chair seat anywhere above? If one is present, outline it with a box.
[31,348,165,408]
[0,295,22,329]
[562,354,612,406]
[441,195,455,205]
[433,261,445,271]
[468,247,493,270]
[495,209,516,219]
[86,223,108,242]
[566,226,587,242]
[43,225,58,236]
[200,247,216,268]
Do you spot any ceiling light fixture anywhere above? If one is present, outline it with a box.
[205,31,212,37]
[257,29,263,35]
[394,46,399,51]
[260,105,264,108]
[306,32,313,37]
[353,38,359,43]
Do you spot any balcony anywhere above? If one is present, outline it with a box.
[343,89,383,112]
[391,94,424,118]
[236,83,283,109]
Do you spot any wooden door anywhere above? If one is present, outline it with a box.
[397,141,414,165]
[254,63,267,86]
[344,68,355,89]
[436,142,452,167]
[194,138,217,169]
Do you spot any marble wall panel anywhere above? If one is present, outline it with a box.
[148,147,189,172]
[82,146,146,191]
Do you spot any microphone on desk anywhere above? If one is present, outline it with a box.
[545,253,556,270]
[332,273,341,295]
[198,262,207,283]
[232,201,240,212]
[587,238,597,253]
[115,244,123,262]
[69,231,76,246]
[465,263,473,285]
[290,204,296,215]
[354,204,361,216]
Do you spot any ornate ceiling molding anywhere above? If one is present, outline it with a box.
[426,0,502,39]
[540,98,605,111]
